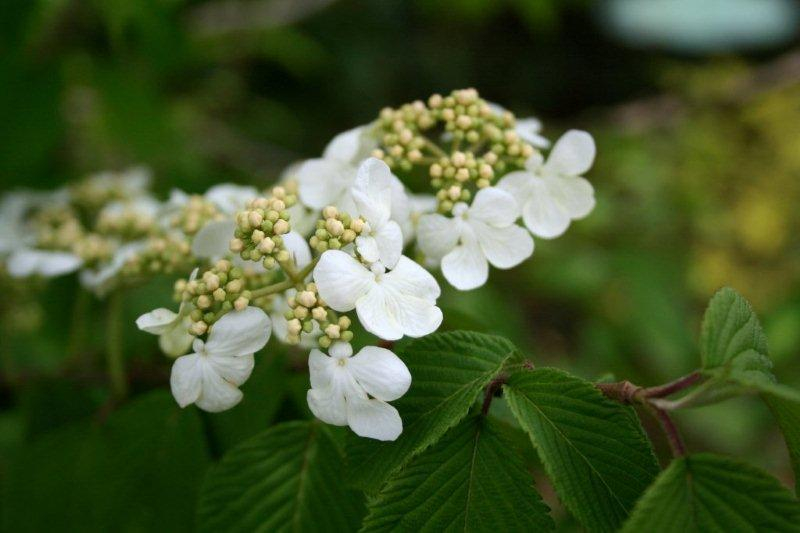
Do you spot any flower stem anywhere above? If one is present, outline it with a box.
[106,292,128,400]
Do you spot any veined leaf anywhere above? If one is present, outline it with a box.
[504,368,659,532]
[197,421,365,533]
[361,415,553,532]
[621,453,800,532]
[346,331,519,492]
[701,287,768,369]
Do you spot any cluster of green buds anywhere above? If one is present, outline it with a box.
[309,206,362,253]
[230,187,295,270]
[170,195,224,236]
[174,259,273,336]
[72,233,116,266]
[34,207,84,251]
[121,235,193,278]
[68,170,143,212]
[283,282,353,347]
[95,203,158,240]
[373,88,538,213]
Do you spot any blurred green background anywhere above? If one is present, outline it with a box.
[2,0,800,530]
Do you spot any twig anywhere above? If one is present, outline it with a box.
[481,373,508,415]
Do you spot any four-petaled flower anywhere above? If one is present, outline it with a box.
[352,158,404,268]
[136,268,198,357]
[497,129,596,239]
[417,187,533,290]
[314,250,442,341]
[169,306,271,412]
[307,342,411,441]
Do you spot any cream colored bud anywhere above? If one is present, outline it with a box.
[272,199,286,211]
[430,163,443,178]
[293,306,309,320]
[272,186,286,199]
[447,185,462,201]
[350,218,365,233]
[484,152,498,165]
[341,229,356,243]
[226,279,243,293]
[273,219,289,235]
[456,115,472,129]
[234,297,249,311]
[324,324,341,339]
[191,321,208,335]
[248,211,263,228]
[428,94,443,107]
[371,148,385,159]
[213,288,226,301]
[251,229,265,243]
[197,295,212,309]
[455,168,470,182]
[258,237,275,254]
[442,108,455,121]
[476,178,490,189]
[229,238,244,253]
[275,250,290,262]
[204,274,220,292]
[325,218,344,236]
[312,306,327,322]
[407,149,422,162]
[451,151,466,167]
[479,164,494,179]
[322,206,338,219]
[297,290,316,308]
[338,316,351,329]
[287,318,302,335]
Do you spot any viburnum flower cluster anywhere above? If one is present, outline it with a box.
[0,89,596,441]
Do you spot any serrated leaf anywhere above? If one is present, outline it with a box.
[3,391,210,532]
[361,415,553,532]
[197,421,365,533]
[345,331,519,492]
[504,368,659,532]
[621,453,800,532]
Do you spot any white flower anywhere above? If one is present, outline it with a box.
[136,268,198,357]
[515,117,550,149]
[6,249,83,278]
[497,130,596,239]
[307,342,411,441]
[352,158,404,268]
[295,127,411,234]
[169,306,271,412]
[0,192,35,256]
[313,250,442,341]
[417,187,533,290]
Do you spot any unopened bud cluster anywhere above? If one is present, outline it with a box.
[34,208,84,251]
[283,282,353,347]
[72,233,116,266]
[171,196,223,236]
[373,88,538,213]
[96,204,157,239]
[230,187,295,270]
[309,206,362,253]
[122,235,193,278]
[69,171,141,212]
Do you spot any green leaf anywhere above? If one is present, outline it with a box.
[761,385,800,494]
[345,331,519,492]
[504,367,659,532]
[3,391,210,532]
[197,421,365,533]
[700,286,769,373]
[621,453,800,532]
[361,415,553,532]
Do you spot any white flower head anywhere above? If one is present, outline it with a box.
[6,249,83,278]
[352,158,404,268]
[169,306,271,412]
[417,187,534,290]
[307,342,411,441]
[136,268,198,357]
[204,183,259,215]
[323,125,379,165]
[313,250,442,341]
[497,129,596,239]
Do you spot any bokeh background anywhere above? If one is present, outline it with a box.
[2,0,800,530]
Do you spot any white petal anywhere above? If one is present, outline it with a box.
[545,130,595,176]
[205,307,271,357]
[346,397,403,441]
[556,176,595,219]
[520,177,571,239]
[355,234,380,264]
[7,249,82,278]
[323,125,377,165]
[468,187,520,227]
[159,317,195,357]
[472,220,534,269]
[352,158,393,226]
[282,231,312,269]
[195,359,244,412]
[170,354,203,408]
[441,235,488,291]
[515,117,550,149]
[192,220,236,259]
[383,256,441,301]
[374,220,403,268]
[296,158,353,209]
[307,388,348,426]
[496,171,534,207]
[207,353,254,387]
[136,308,178,334]
[309,348,337,389]
[389,291,443,338]
[348,346,411,401]
[356,286,405,341]
[205,183,258,214]
[416,214,460,262]
[313,250,373,312]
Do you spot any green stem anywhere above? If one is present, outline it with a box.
[106,292,128,400]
